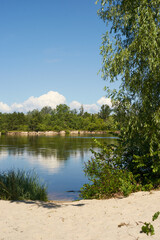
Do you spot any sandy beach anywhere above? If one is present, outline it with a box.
[1,191,160,240]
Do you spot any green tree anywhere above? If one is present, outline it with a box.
[79,105,84,116]
[56,104,70,115]
[97,0,160,185]
[98,104,111,120]
[40,106,53,115]
[81,0,160,199]
[28,110,42,131]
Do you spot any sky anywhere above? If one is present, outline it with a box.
[0,0,120,113]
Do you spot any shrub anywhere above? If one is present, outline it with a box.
[80,140,138,199]
[53,125,63,132]
[0,170,48,201]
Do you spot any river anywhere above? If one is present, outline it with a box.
[0,134,117,200]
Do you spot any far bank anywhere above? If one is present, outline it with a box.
[0,130,120,136]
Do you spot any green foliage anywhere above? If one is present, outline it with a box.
[141,184,153,192]
[97,0,159,87]
[141,223,155,236]
[98,104,111,120]
[92,0,160,190]
[0,104,117,132]
[152,211,160,221]
[1,130,7,135]
[0,170,48,201]
[87,123,97,131]
[141,211,160,236]
[81,0,159,199]
[80,140,138,199]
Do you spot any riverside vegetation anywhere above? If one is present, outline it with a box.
[80,0,160,199]
[0,170,48,201]
[0,104,115,133]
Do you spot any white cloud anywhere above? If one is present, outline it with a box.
[10,103,24,112]
[70,101,99,113]
[20,91,66,112]
[69,97,112,114]
[69,101,81,110]
[0,102,11,113]
[83,104,99,113]
[0,92,112,114]
[0,91,66,113]
[97,97,112,108]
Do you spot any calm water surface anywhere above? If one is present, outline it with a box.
[0,134,117,200]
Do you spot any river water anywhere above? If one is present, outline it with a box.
[0,134,117,200]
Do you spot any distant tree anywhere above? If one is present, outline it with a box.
[0,104,117,132]
[71,109,77,115]
[79,105,84,116]
[98,105,111,120]
[83,112,91,118]
[28,110,42,131]
[40,106,53,115]
[56,104,70,115]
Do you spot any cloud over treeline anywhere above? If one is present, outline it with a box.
[0,91,112,114]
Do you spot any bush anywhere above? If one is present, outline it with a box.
[53,125,63,132]
[87,123,98,131]
[1,130,7,135]
[80,140,138,199]
[0,170,48,201]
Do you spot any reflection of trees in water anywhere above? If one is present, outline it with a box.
[0,135,117,161]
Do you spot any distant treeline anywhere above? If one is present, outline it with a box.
[0,104,117,133]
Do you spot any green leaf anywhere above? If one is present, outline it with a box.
[152,211,160,221]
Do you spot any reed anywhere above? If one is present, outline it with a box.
[0,169,48,201]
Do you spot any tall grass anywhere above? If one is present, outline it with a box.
[0,170,48,201]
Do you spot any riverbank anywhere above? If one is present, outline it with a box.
[1,190,160,239]
[0,130,118,136]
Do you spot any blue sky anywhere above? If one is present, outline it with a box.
[0,0,119,113]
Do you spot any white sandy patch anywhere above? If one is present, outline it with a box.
[1,191,160,240]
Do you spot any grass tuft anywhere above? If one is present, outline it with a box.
[0,169,48,201]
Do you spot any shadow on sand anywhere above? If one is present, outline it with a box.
[10,200,85,209]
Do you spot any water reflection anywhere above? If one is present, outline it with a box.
[0,149,65,173]
[0,135,116,160]
[0,134,117,200]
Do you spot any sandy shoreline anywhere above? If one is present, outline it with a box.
[1,191,160,240]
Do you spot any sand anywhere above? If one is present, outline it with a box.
[1,191,160,240]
